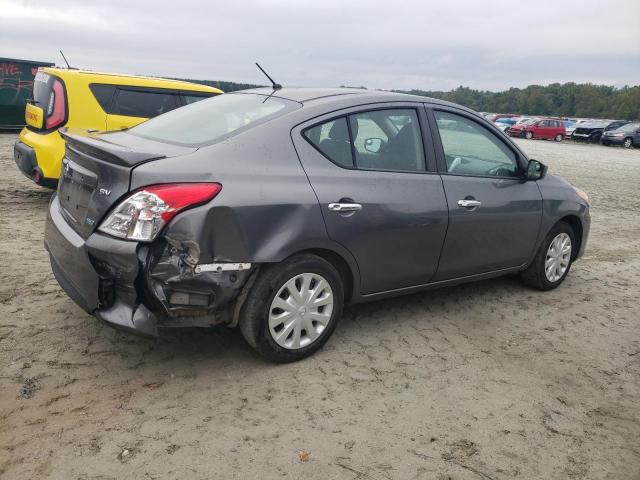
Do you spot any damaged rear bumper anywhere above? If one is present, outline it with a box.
[44,194,253,337]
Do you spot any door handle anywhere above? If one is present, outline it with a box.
[328,203,363,213]
[458,199,482,208]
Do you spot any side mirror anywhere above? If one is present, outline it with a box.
[526,159,547,180]
[364,137,383,154]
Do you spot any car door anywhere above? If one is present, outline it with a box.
[428,107,542,281]
[552,120,564,138]
[105,88,180,130]
[536,120,551,139]
[291,104,448,295]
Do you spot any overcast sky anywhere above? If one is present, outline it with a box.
[1,0,639,92]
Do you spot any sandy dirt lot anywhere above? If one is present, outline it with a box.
[1,132,639,479]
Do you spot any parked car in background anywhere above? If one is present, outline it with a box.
[515,117,535,125]
[572,120,629,143]
[14,67,222,188]
[601,122,640,148]
[507,118,565,141]
[44,88,590,362]
[563,120,576,138]
[494,117,518,132]
[486,113,519,122]
[562,120,576,138]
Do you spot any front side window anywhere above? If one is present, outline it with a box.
[434,110,519,178]
[303,108,425,172]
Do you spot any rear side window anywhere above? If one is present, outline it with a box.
[115,89,178,118]
[303,108,425,172]
[89,84,116,112]
[303,118,353,168]
[183,94,213,105]
[350,110,424,171]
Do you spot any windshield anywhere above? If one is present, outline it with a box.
[130,93,301,146]
[618,123,640,132]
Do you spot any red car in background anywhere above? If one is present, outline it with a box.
[507,118,566,141]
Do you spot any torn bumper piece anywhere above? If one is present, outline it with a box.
[45,194,252,337]
[96,300,159,337]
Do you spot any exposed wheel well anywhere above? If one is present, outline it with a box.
[302,248,354,304]
[557,215,583,259]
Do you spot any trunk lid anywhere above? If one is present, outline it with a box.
[57,129,196,238]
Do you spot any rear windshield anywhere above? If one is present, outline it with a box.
[129,93,300,146]
[32,72,53,110]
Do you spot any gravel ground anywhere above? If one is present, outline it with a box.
[0,133,639,479]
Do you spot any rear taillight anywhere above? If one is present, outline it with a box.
[45,79,66,129]
[98,183,222,241]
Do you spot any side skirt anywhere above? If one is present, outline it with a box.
[353,265,526,304]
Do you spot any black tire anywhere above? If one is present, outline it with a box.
[554,133,563,142]
[623,137,633,149]
[238,253,344,363]
[520,222,576,291]
[525,131,533,140]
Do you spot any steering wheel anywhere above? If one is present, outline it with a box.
[488,165,513,177]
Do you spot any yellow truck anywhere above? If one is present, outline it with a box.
[15,67,222,188]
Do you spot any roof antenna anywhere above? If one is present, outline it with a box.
[59,50,74,69]
[255,62,282,90]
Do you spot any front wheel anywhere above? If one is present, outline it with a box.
[239,254,344,362]
[525,131,534,139]
[554,134,563,142]
[520,222,575,290]
[623,137,633,149]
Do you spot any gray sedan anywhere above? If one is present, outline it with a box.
[44,88,590,362]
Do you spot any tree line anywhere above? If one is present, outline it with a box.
[394,83,640,120]
[182,78,640,121]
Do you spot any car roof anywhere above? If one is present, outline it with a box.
[41,67,223,94]
[233,87,474,112]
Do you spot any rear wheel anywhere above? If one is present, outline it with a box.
[623,137,633,149]
[239,254,344,362]
[525,131,534,139]
[554,133,563,142]
[520,222,575,291]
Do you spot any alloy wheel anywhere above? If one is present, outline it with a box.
[268,273,334,349]
[545,233,572,282]
[624,138,633,148]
